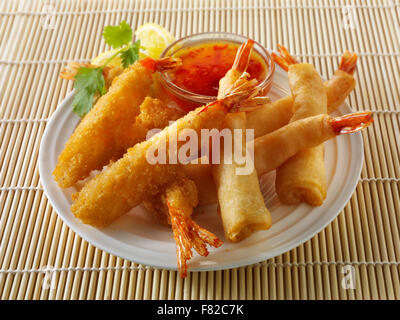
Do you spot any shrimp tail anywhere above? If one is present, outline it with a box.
[60,62,97,80]
[329,112,373,134]
[271,44,299,71]
[198,77,260,114]
[217,39,255,99]
[232,39,255,73]
[339,51,358,75]
[233,96,271,113]
[224,77,260,101]
[168,203,223,278]
[155,57,183,71]
[139,57,182,72]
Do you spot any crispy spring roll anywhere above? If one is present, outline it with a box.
[210,40,270,242]
[276,147,327,205]
[272,45,328,206]
[246,52,357,138]
[325,69,356,113]
[254,114,335,175]
[184,112,373,204]
[181,38,255,207]
[212,112,271,242]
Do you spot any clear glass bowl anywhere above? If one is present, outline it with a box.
[158,32,275,110]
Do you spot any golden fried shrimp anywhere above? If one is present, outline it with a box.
[135,97,183,129]
[270,44,300,71]
[338,51,357,75]
[53,57,181,188]
[71,76,260,227]
[272,44,328,206]
[142,176,198,225]
[121,97,184,153]
[144,177,222,277]
[246,50,358,137]
[181,157,218,206]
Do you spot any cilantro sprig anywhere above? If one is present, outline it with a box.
[73,68,106,117]
[102,21,141,68]
[102,20,133,48]
[72,21,141,117]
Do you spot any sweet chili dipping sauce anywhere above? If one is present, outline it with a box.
[163,42,268,110]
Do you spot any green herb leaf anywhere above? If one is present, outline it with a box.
[72,67,105,117]
[120,40,141,68]
[72,88,95,117]
[71,21,141,116]
[102,20,133,49]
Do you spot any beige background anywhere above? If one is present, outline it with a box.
[0,0,399,299]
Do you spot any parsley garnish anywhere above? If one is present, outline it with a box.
[102,20,133,49]
[72,21,141,117]
[72,67,105,117]
[120,40,141,68]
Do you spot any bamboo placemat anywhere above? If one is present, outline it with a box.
[0,0,399,300]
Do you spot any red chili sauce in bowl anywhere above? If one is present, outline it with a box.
[159,40,270,112]
[170,43,267,97]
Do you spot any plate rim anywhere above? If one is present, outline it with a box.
[39,68,363,272]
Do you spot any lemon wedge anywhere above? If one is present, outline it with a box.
[135,23,175,59]
[91,23,172,67]
[91,49,122,68]
[91,48,149,68]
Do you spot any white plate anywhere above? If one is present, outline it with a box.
[39,67,363,272]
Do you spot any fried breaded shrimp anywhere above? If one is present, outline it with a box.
[53,57,181,188]
[120,97,184,154]
[165,180,222,278]
[71,77,260,227]
[143,176,199,225]
[135,97,183,130]
[181,158,218,206]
